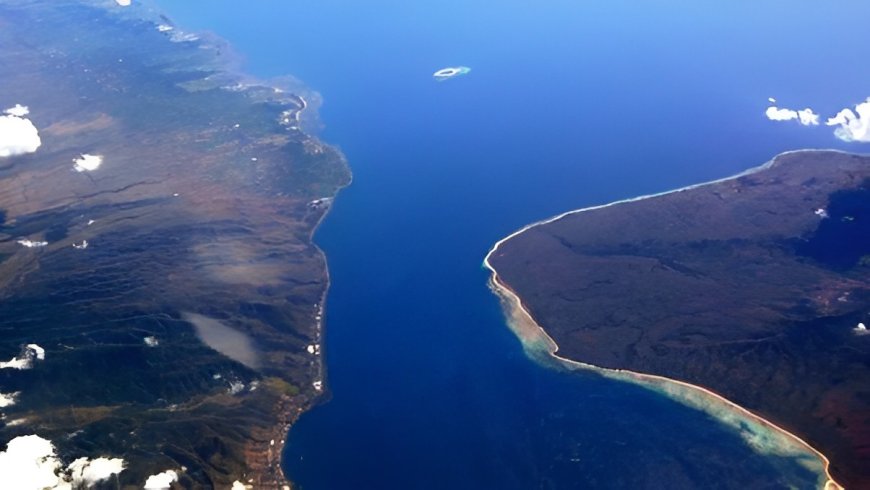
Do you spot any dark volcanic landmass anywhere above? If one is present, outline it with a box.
[489,151,870,489]
[0,0,349,487]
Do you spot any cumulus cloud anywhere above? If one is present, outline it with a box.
[854,322,869,336]
[0,436,60,490]
[4,104,29,117]
[765,106,799,122]
[73,154,103,172]
[144,470,178,489]
[764,105,819,126]
[0,391,19,408]
[797,108,819,126]
[28,344,45,360]
[826,98,870,142]
[232,481,247,490]
[0,111,41,158]
[68,457,126,487]
[766,97,870,143]
[115,0,131,6]
[0,435,124,489]
[0,344,45,370]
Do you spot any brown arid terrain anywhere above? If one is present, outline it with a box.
[488,150,869,489]
[0,0,349,487]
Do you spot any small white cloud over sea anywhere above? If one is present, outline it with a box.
[144,470,178,489]
[0,435,124,489]
[115,0,131,6]
[766,97,870,142]
[765,106,799,122]
[0,109,41,158]
[797,108,819,126]
[764,105,818,125]
[826,98,870,142]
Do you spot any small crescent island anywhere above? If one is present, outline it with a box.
[432,66,471,82]
[486,150,869,489]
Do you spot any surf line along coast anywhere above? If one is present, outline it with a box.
[482,151,847,490]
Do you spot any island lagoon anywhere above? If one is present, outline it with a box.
[159,1,869,488]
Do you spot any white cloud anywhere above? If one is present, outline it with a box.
[0,436,61,490]
[764,105,818,125]
[17,239,48,248]
[797,108,819,126]
[765,106,797,121]
[0,113,41,158]
[228,380,245,395]
[766,96,870,143]
[232,481,247,490]
[0,356,31,369]
[4,104,29,117]
[0,344,45,370]
[854,323,869,336]
[0,435,124,489]
[115,0,131,6]
[144,470,178,489]
[826,98,870,142]
[143,336,159,347]
[828,110,851,126]
[68,457,126,487]
[28,344,45,361]
[73,154,103,172]
[0,391,19,408]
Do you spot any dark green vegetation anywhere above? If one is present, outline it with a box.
[0,0,349,487]
[489,151,869,489]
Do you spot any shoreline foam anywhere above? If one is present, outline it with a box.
[483,149,853,490]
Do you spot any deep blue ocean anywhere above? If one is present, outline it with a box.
[158,1,868,488]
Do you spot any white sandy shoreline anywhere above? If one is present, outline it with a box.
[482,149,855,490]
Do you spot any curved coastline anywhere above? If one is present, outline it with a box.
[34,3,352,486]
[259,176,351,489]
[139,4,354,485]
[483,150,851,490]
